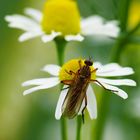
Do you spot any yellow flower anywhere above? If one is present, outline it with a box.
[42,0,80,35]
[59,59,96,81]
[128,1,140,29]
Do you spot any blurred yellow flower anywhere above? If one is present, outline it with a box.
[42,0,80,35]
[5,0,120,43]
[128,1,140,29]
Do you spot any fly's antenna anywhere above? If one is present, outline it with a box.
[89,56,93,61]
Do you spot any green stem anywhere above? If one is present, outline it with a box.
[76,116,82,140]
[61,117,67,140]
[110,36,126,62]
[55,38,66,66]
[55,37,67,140]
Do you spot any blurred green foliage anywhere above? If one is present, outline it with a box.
[0,0,140,140]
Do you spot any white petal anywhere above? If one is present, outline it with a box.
[96,78,136,86]
[96,82,128,99]
[41,31,61,43]
[97,67,134,77]
[19,31,43,42]
[24,8,42,22]
[55,86,69,120]
[42,64,61,76]
[23,78,60,95]
[95,63,134,77]
[81,15,120,38]
[65,34,84,42]
[22,77,59,86]
[97,63,122,73]
[5,15,41,32]
[86,84,97,119]
[93,62,103,69]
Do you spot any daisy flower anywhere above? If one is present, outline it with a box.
[22,59,136,120]
[5,0,120,43]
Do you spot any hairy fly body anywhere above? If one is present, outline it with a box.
[61,59,96,121]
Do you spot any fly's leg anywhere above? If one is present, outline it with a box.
[61,80,73,85]
[90,68,98,73]
[65,60,82,75]
[82,96,87,123]
[89,56,92,61]
[90,80,118,93]
[61,86,70,91]
[65,69,76,75]
[77,60,83,74]
[78,60,82,69]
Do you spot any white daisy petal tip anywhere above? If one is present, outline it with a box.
[96,81,129,99]
[55,112,62,120]
[5,15,11,22]
[123,94,128,100]
[23,91,29,96]
[114,91,128,100]
[22,85,45,96]
[22,82,26,87]
[96,78,137,87]
[22,78,59,87]
[96,63,135,77]
[22,77,60,96]
[5,15,17,23]
[18,34,29,42]
[91,113,97,119]
[55,86,68,120]
[24,7,42,21]
[81,15,120,38]
[133,81,137,86]
[86,85,97,119]
[41,64,61,76]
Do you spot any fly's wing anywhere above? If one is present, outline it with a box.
[62,82,89,119]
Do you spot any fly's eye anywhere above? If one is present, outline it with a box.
[84,60,93,66]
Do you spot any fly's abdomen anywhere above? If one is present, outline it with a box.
[62,80,89,119]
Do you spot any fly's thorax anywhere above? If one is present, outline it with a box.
[59,59,96,82]
[41,0,81,35]
[78,65,91,80]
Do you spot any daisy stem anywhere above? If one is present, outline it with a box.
[55,38,67,140]
[76,116,82,140]
[61,117,67,140]
[55,38,66,66]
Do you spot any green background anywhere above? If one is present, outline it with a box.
[0,0,140,140]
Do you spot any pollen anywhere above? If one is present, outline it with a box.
[41,0,81,36]
[59,59,96,81]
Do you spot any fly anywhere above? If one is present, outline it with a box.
[61,59,116,122]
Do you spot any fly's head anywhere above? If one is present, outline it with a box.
[84,59,93,67]
[78,59,93,79]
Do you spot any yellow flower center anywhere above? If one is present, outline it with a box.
[41,0,81,35]
[59,59,96,81]
[128,1,140,29]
